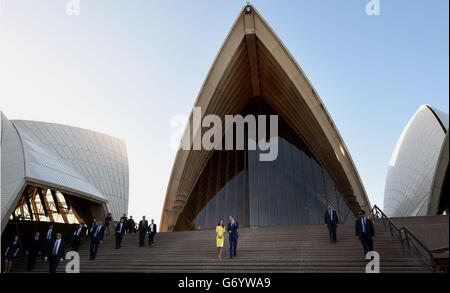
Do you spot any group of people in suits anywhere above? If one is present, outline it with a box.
[215,216,239,260]
[2,213,157,273]
[4,225,67,273]
[3,207,376,272]
[324,204,375,257]
[118,214,137,234]
[137,216,158,247]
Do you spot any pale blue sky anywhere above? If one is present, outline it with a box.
[1,0,448,224]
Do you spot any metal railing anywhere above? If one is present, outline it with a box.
[370,205,449,272]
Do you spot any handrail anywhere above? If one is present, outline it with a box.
[370,205,402,240]
[370,205,449,272]
[430,246,450,254]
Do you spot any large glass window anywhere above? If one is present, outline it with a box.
[179,99,355,230]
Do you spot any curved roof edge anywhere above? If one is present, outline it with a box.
[426,105,449,133]
[389,105,448,167]
[160,4,370,231]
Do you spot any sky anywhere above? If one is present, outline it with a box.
[0,0,448,225]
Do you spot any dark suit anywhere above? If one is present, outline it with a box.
[355,217,375,256]
[227,221,239,257]
[121,216,129,234]
[324,209,339,242]
[89,225,105,260]
[42,229,55,259]
[128,219,136,233]
[148,223,157,246]
[27,236,42,271]
[115,223,126,249]
[47,239,65,273]
[71,226,86,251]
[138,220,148,247]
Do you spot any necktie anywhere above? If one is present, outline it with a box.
[362,218,366,233]
[329,209,333,221]
[53,240,59,255]
[94,226,100,237]
[47,230,51,239]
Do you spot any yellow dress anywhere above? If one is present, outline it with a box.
[216,226,225,247]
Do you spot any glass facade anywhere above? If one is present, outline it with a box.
[177,99,355,230]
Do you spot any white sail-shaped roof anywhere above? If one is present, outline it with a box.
[1,112,129,231]
[384,105,448,217]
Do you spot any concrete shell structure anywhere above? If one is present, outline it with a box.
[161,6,370,232]
[0,112,129,232]
[384,105,449,217]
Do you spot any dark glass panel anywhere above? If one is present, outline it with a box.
[180,98,356,230]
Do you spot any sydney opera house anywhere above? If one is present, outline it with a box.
[0,111,129,237]
[160,5,371,232]
[384,105,449,217]
[0,4,447,274]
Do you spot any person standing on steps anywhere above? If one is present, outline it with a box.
[148,219,157,247]
[121,214,129,234]
[115,218,126,249]
[355,209,375,257]
[89,217,97,237]
[45,233,65,274]
[227,216,239,259]
[138,216,149,247]
[42,224,55,259]
[104,212,113,235]
[128,216,136,233]
[26,232,42,271]
[216,219,226,260]
[89,220,105,260]
[324,203,339,243]
[71,223,87,251]
[3,235,20,273]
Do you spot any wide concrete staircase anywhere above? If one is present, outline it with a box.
[11,223,432,273]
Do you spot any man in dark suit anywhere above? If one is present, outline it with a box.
[128,216,136,233]
[227,216,239,258]
[89,217,97,236]
[71,223,86,251]
[115,218,126,249]
[89,220,105,260]
[148,219,157,247]
[355,210,375,256]
[26,231,42,271]
[121,214,129,234]
[138,216,148,247]
[45,233,65,273]
[42,224,55,259]
[324,204,339,243]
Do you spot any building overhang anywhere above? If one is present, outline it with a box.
[161,5,370,231]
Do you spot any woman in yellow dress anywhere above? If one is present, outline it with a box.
[216,219,225,260]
